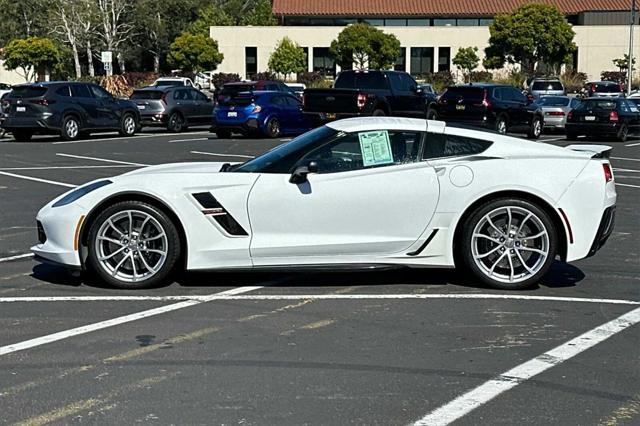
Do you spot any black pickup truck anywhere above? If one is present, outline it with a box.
[302,70,437,125]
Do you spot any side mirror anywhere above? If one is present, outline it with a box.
[289,161,318,184]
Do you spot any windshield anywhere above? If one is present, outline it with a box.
[537,96,570,106]
[233,126,338,173]
[592,83,621,93]
[531,81,563,91]
[577,100,617,110]
[154,80,182,87]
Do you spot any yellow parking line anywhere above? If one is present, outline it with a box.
[300,319,336,330]
[599,394,640,426]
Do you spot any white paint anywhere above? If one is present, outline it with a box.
[624,142,640,147]
[413,306,640,426]
[169,137,209,143]
[51,131,211,145]
[0,293,638,306]
[612,156,640,162]
[56,153,148,167]
[613,168,640,173]
[0,171,77,188]
[616,183,640,189]
[0,285,262,357]
[0,165,137,171]
[0,253,34,263]
[540,137,567,142]
[190,150,255,159]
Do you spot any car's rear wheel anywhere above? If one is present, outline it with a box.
[12,130,32,142]
[426,108,438,120]
[372,109,386,117]
[215,129,232,139]
[617,124,629,142]
[265,117,280,138]
[87,201,181,289]
[527,116,542,139]
[61,116,80,141]
[119,113,137,137]
[167,112,186,133]
[495,115,508,134]
[461,198,557,290]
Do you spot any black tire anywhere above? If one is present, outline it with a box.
[460,198,557,290]
[426,108,438,120]
[215,129,232,139]
[617,124,629,142]
[527,116,542,139]
[119,113,137,137]
[87,201,181,289]
[12,130,32,142]
[167,112,186,133]
[494,115,508,134]
[265,117,280,138]
[372,109,386,117]
[61,115,81,141]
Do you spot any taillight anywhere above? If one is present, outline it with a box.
[545,111,565,116]
[251,105,262,113]
[357,93,367,109]
[603,163,613,183]
[31,98,55,106]
[481,89,491,108]
[567,111,573,120]
[609,111,619,122]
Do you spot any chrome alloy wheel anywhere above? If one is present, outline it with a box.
[471,206,550,284]
[94,210,168,283]
[123,116,136,134]
[532,118,542,137]
[65,119,79,139]
[496,119,507,134]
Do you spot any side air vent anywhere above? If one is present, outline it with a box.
[191,192,248,236]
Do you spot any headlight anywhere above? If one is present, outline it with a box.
[52,180,112,207]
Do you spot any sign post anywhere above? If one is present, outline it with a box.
[101,51,113,77]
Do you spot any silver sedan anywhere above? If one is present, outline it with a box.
[537,96,582,130]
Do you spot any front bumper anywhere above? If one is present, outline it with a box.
[31,202,87,268]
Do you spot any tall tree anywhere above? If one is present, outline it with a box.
[452,47,480,83]
[0,0,49,45]
[268,37,306,80]
[167,32,224,73]
[330,23,400,70]
[188,4,235,36]
[50,0,83,78]
[1,37,60,82]
[240,0,277,26]
[96,0,135,74]
[484,4,576,74]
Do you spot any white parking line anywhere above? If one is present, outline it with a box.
[541,137,566,142]
[51,131,211,145]
[0,171,77,188]
[0,294,638,306]
[625,142,640,147]
[190,151,255,159]
[0,253,34,263]
[0,285,262,357]
[616,183,640,189]
[0,165,137,171]
[613,168,640,173]
[56,153,148,167]
[413,306,640,426]
[169,137,210,143]
[612,156,640,162]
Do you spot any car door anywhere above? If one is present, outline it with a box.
[507,88,529,129]
[173,88,195,120]
[70,84,100,128]
[247,129,440,262]
[269,95,288,130]
[88,84,119,128]
[284,94,305,132]
[190,89,213,123]
[400,73,426,118]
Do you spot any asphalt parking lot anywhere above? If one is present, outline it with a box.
[0,127,639,425]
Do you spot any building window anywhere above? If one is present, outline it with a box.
[407,19,430,26]
[433,19,456,26]
[362,18,384,26]
[385,19,407,26]
[395,47,407,71]
[334,18,357,25]
[438,47,451,72]
[245,47,257,79]
[313,47,335,77]
[309,18,336,26]
[479,18,494,26]
[410,47,434,76]
[571,48,579,71]
[457,19,479,26]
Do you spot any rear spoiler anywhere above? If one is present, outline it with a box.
[565,144,612,159]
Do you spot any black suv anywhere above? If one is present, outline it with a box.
[1,82,140,141]
[433,84,544,138]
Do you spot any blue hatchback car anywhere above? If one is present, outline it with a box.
[212,91,310,138]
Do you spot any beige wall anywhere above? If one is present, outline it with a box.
[210,25,639,81]
[0,60,28,85]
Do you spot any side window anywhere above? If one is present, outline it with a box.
[295,130,422,174]
[423,133,493,159]
[285,95,301,107]
[55,86,71,97]
[510,88,527,103]
[266,84,278,91]
[190,89,206,101]
[271,95,285,106]
[388,73,403,91]
[88,85,112,99]
[493,88,502,100]
[173,89,189,100]
[71,84,91,98]
[401,73,418,92]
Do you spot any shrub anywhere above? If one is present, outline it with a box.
[306,78,333,89]
[210,72,241,89]
[493,69,527,87]
[297,71,323,86]
[600,71,626,84]
[123,72,159,88]
[469,71,494,83]
[250,71,279,81]
[420,71,455,93]
[560,70,587,93]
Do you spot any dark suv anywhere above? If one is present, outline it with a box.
[1,82,140,141]
[131,86,215,132]
[434,84,544,138]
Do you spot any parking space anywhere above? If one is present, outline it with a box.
[0,129,639,424]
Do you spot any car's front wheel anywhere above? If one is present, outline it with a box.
[119,113,137,137]
[167,112,186,133]
[87,201,181,289]
[617,124,629,142]
[61,116,81,141]
[461,198,557,290]
[494,115,508,134]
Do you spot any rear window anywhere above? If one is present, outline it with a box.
[221,84,254,97]
[131,90,164,100]
[423,133,493,159]
[578,100,617,110]
[9,86,48,98]
[334,72,388,90]
[531,81,563,91]
[441,87,484,101]
[155,80,182,87]
[537,96,570,106]
[592,83,621,93]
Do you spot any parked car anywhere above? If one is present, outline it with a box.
[286,82,306,98]
[581,81,624,98]
[0,82,11,99]
[566,97,640,142]
[433,84,544,138]
[1,82,139,141]
[152,77,196,88]
[528,77,565,98]
[131,86,214,133]
[0,92,8,137]
[212,91,309,138]
[536,95,581,130]
[216,80,294,103]
[194,72,214,91]
[302,70,438,126]
[33,117,616,290]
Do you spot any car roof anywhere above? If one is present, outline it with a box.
[156,77,187,80]
[137,86,174,91]
[326,116,445,133]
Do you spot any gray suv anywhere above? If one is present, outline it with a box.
[529,78,565,98]
[131,86,215,132]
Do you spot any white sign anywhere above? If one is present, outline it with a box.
[101,51,112,63]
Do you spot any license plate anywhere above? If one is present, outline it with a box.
[227,111,238,117]
[137,105,146,110]
[584,116,596,121]
[16,106,25,112]
[455,105,465,111]
[326,113,336,119]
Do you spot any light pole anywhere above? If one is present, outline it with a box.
[629,0,636,95]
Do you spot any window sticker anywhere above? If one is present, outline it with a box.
[358,130,393,167]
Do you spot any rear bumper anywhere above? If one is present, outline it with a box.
[212,116,262,134]
[565,122,620,136]
[139,113,168,126]
[2,114,60,133]
[587,206,615,257]
[543,116,566,128]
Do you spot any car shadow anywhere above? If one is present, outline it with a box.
[32,260,585,292]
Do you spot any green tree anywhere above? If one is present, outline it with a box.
[268,37,306,80]
[484,4,576,74]
[1,37,60,82]
[613,54,636,73]
[240,0,277,25]
[0,0,49,45]
[330,23,400,70]
[167,32,224,72]
[188,4,235,36]
[453,47,480,83]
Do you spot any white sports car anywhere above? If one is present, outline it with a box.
[33,118,616,290]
